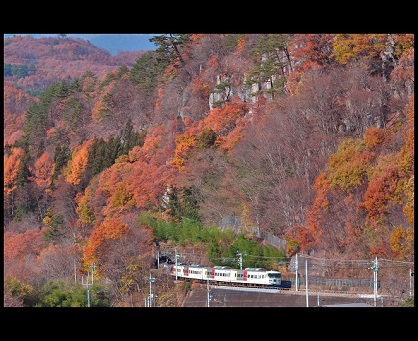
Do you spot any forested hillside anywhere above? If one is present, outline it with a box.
[4,35,145,95]
[4,34,414,307]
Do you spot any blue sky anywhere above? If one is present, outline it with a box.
[4,33,158,55]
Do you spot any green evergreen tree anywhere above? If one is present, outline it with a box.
[198,129,217,149]
[4,63,12,77]
[119,118,145,155]
[52,144,71,180]
[37,139,46,158]
[98,72,115,90]
[63,97,84,131]
[245,34,290,99]
[116,65,129,79]
[150,34,192,79]
[130,51,163,93]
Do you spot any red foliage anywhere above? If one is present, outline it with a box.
[83,217,130,267]
[362,164,400,223]
[4,229,47,262]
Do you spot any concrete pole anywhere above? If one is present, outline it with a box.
[207,277,210,307]
[372,257,379,307]
[295,254,298,292]
[149,272,152,307]
[175,248,178,280]
[305,259,309,307]
[410,268,413,297]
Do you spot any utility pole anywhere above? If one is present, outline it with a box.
[74,259,77,285]
[305,259,309,307]
[410,268,414,297]
[81,263,96,307]
[89,263,96,284]
[207,277,210,307]
[82,270,93,307]
[370,257,379,307]
[148,273,156,307]
[175,249,180,280]
[295,254,299,292]
[237,253,242,270]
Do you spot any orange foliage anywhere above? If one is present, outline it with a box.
[3,83,31,115]
[364,127,387,149]
[189,34,204,43]
[36,243,82,263]
[4,147,25,196]
[285,70,305,96]
[83,218,130,267]
[389,226,414,260]
[170,99,249,168]
[332,34,387,65]
[207,55,219,69]
[220,116,248,152]
[140,125,165,160]
[183,116,194,127]
[155,88,163,111]
[171,131,198,170]
[302,171,331,249]
[4,230,47,261]
[397,96,414,223]
[199,98,248,135]
[81,74,97,93]
[191,77,211,97]
[293,226,318,252]
[65,140,94,185]
[96,162,137,217]
[4,84,30,146]
[31,151,55,192]
[91,100,107,122]
[396,95,414,174]
[127,160,173,209]
[362,162,400,222]
[236,37,246,53]
[289,34,335,72]
[93,134,174,215]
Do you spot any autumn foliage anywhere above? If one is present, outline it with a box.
[3,34,414,306]
[83,218,130,269]
[65,139,94,186]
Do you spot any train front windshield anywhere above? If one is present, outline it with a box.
[268,273,281,279]
[268,272,281,284]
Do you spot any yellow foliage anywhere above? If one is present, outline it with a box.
[328,138,374,191]
[333,34,386,65]
[402,175,414,223]
[389,226,414,260]
[110,183,135,207]
[171,132,198,170]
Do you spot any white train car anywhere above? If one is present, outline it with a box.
[171,263,212,281]
[210,266,236,284]
[170,263,282,288]
[239,268,282,287]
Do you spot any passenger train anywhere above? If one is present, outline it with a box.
[169,263,282,288]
